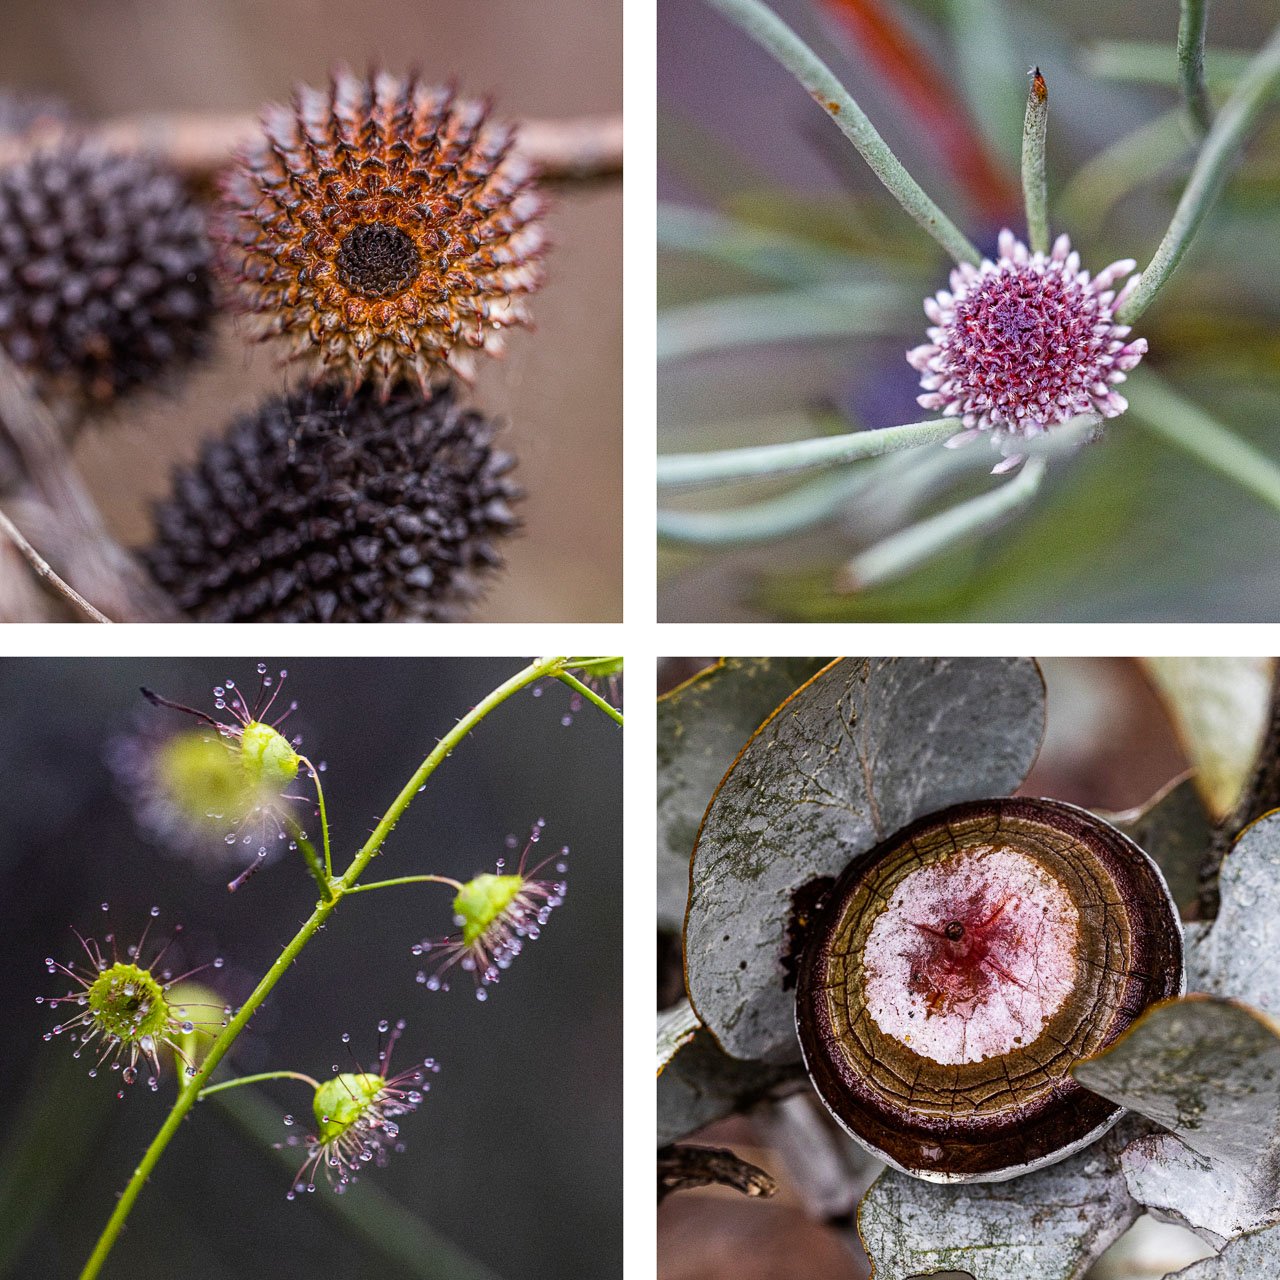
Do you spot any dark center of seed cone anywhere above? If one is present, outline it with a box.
[335,223,422,298]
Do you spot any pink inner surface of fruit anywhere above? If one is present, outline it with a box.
[862,846,1080,1065]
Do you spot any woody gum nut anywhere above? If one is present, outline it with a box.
[795,797,1184,1182]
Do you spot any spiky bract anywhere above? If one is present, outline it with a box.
[216,69,547,394]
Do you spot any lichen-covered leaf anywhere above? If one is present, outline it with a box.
[685,657,1046,1063]
[1106,773,1211,915]
[1142,658,1274,821]
[657,657,831,928]
[1192,811,1280,1017]
[857,1121,1139,1280]
[1073,997,1280,1246]
[1172,1223,1280,1277]
[656,1000,803,1146]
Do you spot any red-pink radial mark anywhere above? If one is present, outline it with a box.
[862,847,1079,1065]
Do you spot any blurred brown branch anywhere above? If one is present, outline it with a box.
[0,112,623,182]
[658,1145,778,1202]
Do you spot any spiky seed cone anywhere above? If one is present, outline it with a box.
[216,69,547,396]
[142,381,522,623]
[0,142,214,402]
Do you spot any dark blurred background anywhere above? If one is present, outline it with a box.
[0,0,621,621]
[659,0,1280,622]
[0,657,622,1280]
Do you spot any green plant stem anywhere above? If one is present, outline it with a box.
[1178,0,1214,134]
[658,418,959,489]
[837,458,1048,591]
[944,0,1023,160]
[1119,21,1280,324]
[1057,109,1191,235]
[658,467,877,546]
[702,0,981,266]
[298,755,332,880]
[346,874,464,896]
[658,284,913,363]
[198,1070,320,1100]
[1125,371,1280,517]
[555,672,625,725]
[1085,41,1250,91]
[283,814,332,902]
[1021,68,1050,254]
[78,655,566,1280]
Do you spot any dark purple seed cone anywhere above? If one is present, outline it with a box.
[0,142,214,402]
[142,382,522,622]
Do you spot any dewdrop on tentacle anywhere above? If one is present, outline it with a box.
[909,231,1148,473]
[215,68,547,395]
[281,1019,438,1199]
[139,665,317,892]
[39,908,224,1097]
[414,819,568,999]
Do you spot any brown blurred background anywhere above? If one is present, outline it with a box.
[0,0,622,621]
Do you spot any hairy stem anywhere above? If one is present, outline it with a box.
[1118,21,1280,324]
[346,874,465,896]
[198,1070,320,1100]
[298,756,332,880]
[555,672,624,725]
[283,813,331,902]
[79,656,565,1280]
[1021,68,1050,254]
[702,0,981,265]
[658,418,959,489]
[1178,0,1213,135]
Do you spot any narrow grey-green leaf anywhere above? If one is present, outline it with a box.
[656,1002,802,1146]
[657,657,831,928]
[857,1120,1139,1280]
[1074,997,1280,1245]
[1106,773,1212,915]
[685,657,1046,1063]
[1173,1222,1280,1277]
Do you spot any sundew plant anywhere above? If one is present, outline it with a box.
[8,656,622,1280]
[658,0,1280,622]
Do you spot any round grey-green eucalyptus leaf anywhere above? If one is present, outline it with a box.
[685,656,1046,1063]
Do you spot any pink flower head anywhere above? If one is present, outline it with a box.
[908,230,1148,473]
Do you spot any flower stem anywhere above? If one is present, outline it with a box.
[197,1070,320,1100]
[555,672,624,725]
[658,418,959,489]
[1021,68,1050,254]
[702,0,981,266]
[346,874,465,896]
[1124,371,1280,517]
[1118,20,1280,325]
[298,755,331,880]
[78,655,566,1280]
[1178,0,1213,135]
[283,813,332,902]
[836,457,1048,591]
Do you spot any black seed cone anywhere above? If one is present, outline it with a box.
[0,142,214,402]
[142,382,522,623]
